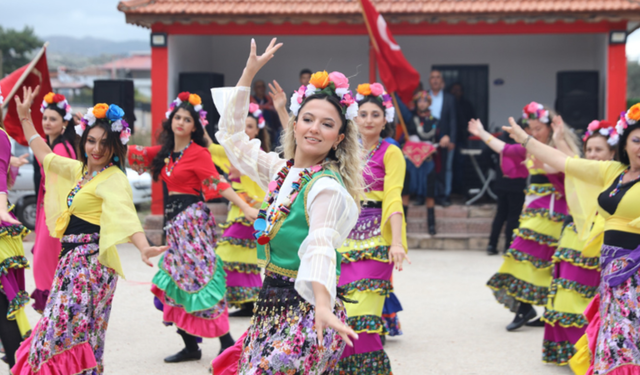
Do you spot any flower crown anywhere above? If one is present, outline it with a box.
[248,102,266,129]
[41,92,73,121]
[355,82,395,123]
[413,90,430,103]
[290,71,358,121]
[616,103,640,139]
[76,103,131,145]
[584,120,619,146]
[166,92,208,128]
[522,102,550,124]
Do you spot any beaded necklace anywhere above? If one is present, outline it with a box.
[164,140,193,177]
[609,168,640,197]
[365,139,382,162]
[67,163,114,207]
[253,159,323,245]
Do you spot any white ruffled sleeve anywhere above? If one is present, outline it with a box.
[295,177,358,307]
[212,86,286,191]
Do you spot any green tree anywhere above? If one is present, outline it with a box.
[0,26,43,77]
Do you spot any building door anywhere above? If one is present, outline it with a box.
[432,65,489,127]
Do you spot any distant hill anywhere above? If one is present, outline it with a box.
[43,35,149,57]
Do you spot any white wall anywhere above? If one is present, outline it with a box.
[167,33,607,129]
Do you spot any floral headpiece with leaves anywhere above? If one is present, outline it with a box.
[41,92,73,121]
[166,92,208,128]
[522,101,550,124]
[616,103,640,138]
[76,103,131,145]
[355,82,395,123]
[584,120,619,146]
[248,102,266,129]
[290,71,358,121]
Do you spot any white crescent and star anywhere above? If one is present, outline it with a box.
[377,15,401,51]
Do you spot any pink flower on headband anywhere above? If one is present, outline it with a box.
[587,120,600,131]
[249,102,260,113]
[295,85,306,104]
[329,72,349,89]
[370,83,385,97]
[340,92,355,107]
[525,102,540,114]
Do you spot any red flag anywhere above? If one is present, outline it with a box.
[359,0,420,104]
[1,48,52,145]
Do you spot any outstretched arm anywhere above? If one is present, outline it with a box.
[15,86,52,163]
[237,38,283,88]
[468,118,505,154]
[503,117,568,173]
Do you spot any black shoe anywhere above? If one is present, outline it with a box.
[525,318,545,327]
[487,245,498,255]
[229,303,254,317]
[442,198,452,207]
[427,208,436,235]
[506,308,537,332]
[380,335,386,347]
[164,348,202,363]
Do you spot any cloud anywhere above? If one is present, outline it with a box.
[1,0,148,41]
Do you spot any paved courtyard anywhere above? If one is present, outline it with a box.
[1,244,574,375]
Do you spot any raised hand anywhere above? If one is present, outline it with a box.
[243,38,283,78]
[10,154,29,168]
[468,119,485,137]
[15,85,40,119]
[551,115,565,143]
[502,117,530,144]
[268,80,287,112]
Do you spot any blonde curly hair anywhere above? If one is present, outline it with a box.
[278,95,365,208]
[539,106,582,157]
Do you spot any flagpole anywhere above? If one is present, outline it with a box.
[1,42,49,117]
[357,0,409,140]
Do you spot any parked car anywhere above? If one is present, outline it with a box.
[8,138,152,230]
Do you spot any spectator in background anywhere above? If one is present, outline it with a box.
[428,70,457,207]
[299,68,312,87]
[406,81,424,112]
[251,80,280,147]
[484,118,530,255]
[450,82,476,195]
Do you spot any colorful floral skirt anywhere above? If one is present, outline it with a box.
[211,272,347,375]
[542,222,600,366]
[487,192,567,310]
[12,232,116,375]
[336,207,393,374]
[216,210,262,309]
[577,244,640,375]
[0,211,31,339]
[382,292,403,337]
[151,201,229,338]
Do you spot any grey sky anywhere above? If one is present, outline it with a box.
[0,0,148,41]
[2,1,640,60]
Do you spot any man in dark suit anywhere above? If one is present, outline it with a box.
[428,70,457,206]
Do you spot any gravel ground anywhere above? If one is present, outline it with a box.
[1,244,574,375]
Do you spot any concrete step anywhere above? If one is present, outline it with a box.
[408,233,506,251]
[407,217,492,235]
[406,204,496,219]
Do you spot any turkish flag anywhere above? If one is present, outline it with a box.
[1,49,52,145]
[359,0,420,103]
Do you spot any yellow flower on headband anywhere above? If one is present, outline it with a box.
[357,84,371,96]
[309,71,330,89]
[44,92,55,104]
[93,103,110,119]
[628,103,640,122]
[188,94,202,106]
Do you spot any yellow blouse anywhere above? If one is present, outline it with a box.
[43,153,143,277]
[565,158,640,237]
[364,144,408,251]
[208,143,265,204]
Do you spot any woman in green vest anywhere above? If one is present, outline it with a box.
[210,38,362,374]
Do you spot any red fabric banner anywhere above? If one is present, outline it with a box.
[1,50,52,145]
[359,0,420,103]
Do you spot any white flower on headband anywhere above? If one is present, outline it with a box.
[289,92,301,116]
[346,103,358,121]
[355,93,365,101]
[305,84,317,98]
[616,119,626,136]
[111,120,123,132]
[608,133,620,146]
[599,128,611,136]
[74,123,86,137]
[194,104,203,112]
[385,106,396,124]
[84,108,96,126]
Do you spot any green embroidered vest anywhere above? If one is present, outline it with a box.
[257,169,344,279]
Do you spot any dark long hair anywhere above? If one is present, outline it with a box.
[150,102,207,181]
[42,105,77,157]
[294,93,348,162]
[78,119,127,171]
[247,113,271,153]
[357,96,393,139]
[618,123,640,166]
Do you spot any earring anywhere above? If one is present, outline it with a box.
[113,156,120,162]
[62,127,66,132]
[382,125,386,130]
[333,145,338,151]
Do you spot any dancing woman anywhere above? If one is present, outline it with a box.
[128,92,257,362]
[503,103,640,375]
[211,38,360,374]
[469,102,581,331]
[12,87,167,375]
[205,102,270,317]
[31,92,77,312]
[542,120,617,365]
[0,89,31,369]
[334,82,410,374]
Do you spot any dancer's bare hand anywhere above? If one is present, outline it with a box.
[0,211,21,226]
[468,118,485,137]
[140,245,170,267]
[315,307,358,348]
[502,117,530,144]
[268,80,287,112]
[389,245,411,271]
[10,154,29,168]
[243,38,283,77]
[15,85,40,118]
